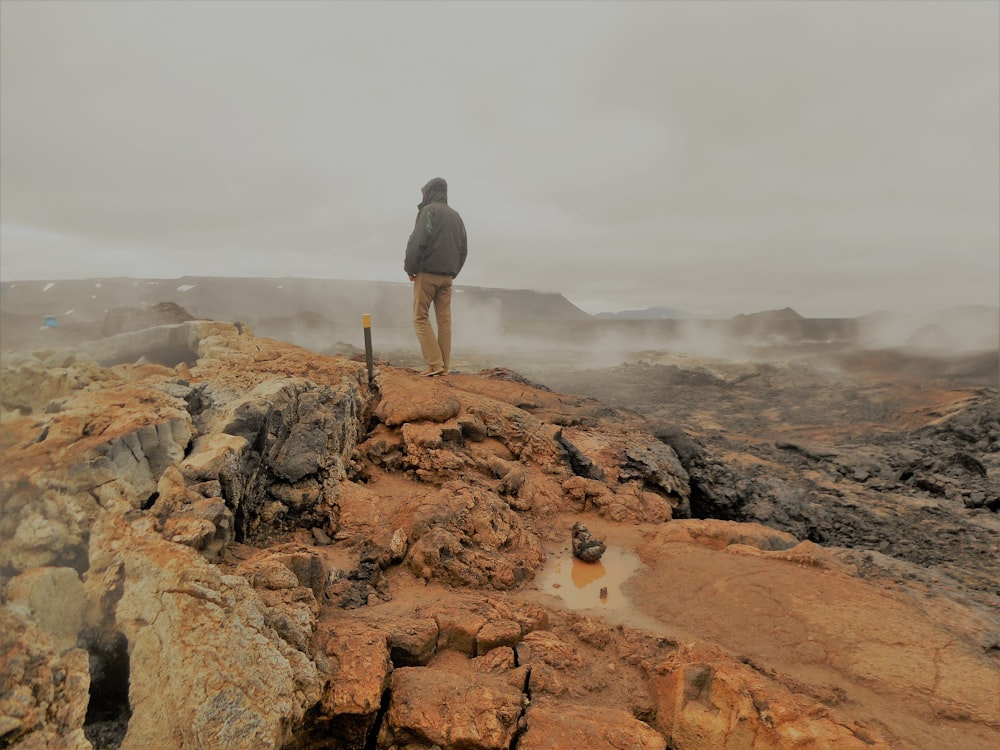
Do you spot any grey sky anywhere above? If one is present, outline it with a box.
[1,0,997,317]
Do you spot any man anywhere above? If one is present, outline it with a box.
[404,177,468,377]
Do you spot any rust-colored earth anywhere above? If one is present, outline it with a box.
[2,307,997,750]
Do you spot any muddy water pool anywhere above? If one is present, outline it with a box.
[531,546,643,611]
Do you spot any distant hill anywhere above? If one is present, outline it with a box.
[0,277,592,331]
[732,306,804,322]
[2,279,996,355]
[595,306,684,320]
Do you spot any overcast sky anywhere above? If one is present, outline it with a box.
[1,1,997,316]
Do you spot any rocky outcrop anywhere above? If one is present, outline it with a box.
[651,646,891,749]
[0,606,91,748]
[101,302,195,337]
[2,322,997,750]
[551,357,1000,595]
[86,503,322,750]
[520,701,666,750]
[378,666,525,749]
[404,483,545,590]
[6,567,88,653]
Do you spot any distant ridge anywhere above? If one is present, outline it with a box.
[2,279,996,354]
[732,306,803,322]
[595,306,684,320]
[0,276,591,329]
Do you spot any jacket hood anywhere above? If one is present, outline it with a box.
[418,177,448,208]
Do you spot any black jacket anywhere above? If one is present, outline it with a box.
[404,178,468,278]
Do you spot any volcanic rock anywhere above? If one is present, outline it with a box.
[0,606,91,748]
[85,501,322,749]
[378,666,525,750]
[2,319,997,750]
[520,700,665,750]
[651,646,891,749]
[571,522,607,563]
[5,566,87,653]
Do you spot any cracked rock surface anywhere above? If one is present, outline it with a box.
[2,323,998,750]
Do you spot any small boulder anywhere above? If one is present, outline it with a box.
[571,522,606,563]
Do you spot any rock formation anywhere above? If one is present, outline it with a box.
[1,320,997,749]
[101,302,195,337]
[570,522,606,563]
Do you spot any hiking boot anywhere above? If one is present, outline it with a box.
[419,367,445,377]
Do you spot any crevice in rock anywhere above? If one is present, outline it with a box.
[556,431,605,480]
[140,491,159,511]
[284,702,386,750]
[182,382,210,424]
[363,687,392,750]
[68,534,92,576]
[686,478,743,522]
[508,666,532,750]
[83,629,131,750]
[232,497,247,544]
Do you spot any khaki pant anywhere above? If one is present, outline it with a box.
[412,272,453,370]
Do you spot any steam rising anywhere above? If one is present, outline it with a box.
[1,278,996,389]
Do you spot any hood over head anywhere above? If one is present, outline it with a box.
[418,177,448,209]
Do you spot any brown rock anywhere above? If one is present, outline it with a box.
[311,526,332,545]
[374,369,461,426]
[521,630,583,670]
[354,423,405,470]
[160,497,233,559]
[405,484,545,589]
[332,481,385,543]
[487,455,528,498]
[477,619,522,655]
[520,700,666,750]
[651,654,891,749]
[237,549,322,652]
[389,527,409,561]
[385,617,439,667]
[527,664,569,697]
[458,414,489,441]
[562,475,611,511]
[320,625,392,717]
[474,646,517,673]
[88,509,321,750]
[460,397,561,465]
[401,421,446,450]
[379,666,524,750]
[0,607,91,748]
[434,608,487,657]
[489,599,549,636]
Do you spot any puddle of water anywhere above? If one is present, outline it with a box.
[533,546,643,611]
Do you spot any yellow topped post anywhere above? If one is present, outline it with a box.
[362,314,374,382]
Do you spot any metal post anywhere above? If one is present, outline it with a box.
[362,313,374,383]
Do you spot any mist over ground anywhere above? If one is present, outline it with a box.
[2,277,995,386]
